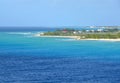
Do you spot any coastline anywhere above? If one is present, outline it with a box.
[81,39,120,41]
[34,34,120,41]
[35,35,79,38]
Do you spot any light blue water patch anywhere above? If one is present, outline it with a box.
[0,32,120,59]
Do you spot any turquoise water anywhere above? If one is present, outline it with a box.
[0,32,120,59]
[0,32,120,83]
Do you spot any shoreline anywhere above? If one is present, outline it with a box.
[81,39,120,41]
[35,35,79,38]
[34,34,120,41]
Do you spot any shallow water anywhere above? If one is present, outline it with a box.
[0,32,120,83]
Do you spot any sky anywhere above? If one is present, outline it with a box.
[0,0,120,28]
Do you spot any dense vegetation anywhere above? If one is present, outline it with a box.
[83,33,120,39]
[43,28,120,39]
[44,28,77,36]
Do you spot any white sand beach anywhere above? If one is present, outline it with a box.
[81,39,120,41]
[35,35,79,39]
[34,34,120,42]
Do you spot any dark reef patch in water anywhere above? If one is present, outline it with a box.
[0,55,120,83]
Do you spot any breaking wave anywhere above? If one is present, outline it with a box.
[7,32,33,35]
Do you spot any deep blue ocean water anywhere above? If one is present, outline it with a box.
[0,32,120,83]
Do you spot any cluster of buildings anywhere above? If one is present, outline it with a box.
[61,27,119,34]
[84,29,103,33]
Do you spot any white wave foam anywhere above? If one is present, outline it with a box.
[6,32,45,39]
[7,32,33,35]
